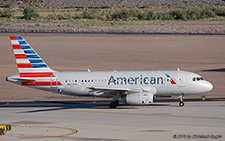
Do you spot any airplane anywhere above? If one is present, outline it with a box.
[6,36,213,108]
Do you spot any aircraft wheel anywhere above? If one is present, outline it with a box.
[115,100,119,106]
[109,101,117,108]
[179,102,184,107]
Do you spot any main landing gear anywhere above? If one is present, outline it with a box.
[179,94,184,107]
[110,100,119,108]
[109,95,120,108]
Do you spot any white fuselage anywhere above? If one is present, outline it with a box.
[7,70,213,98]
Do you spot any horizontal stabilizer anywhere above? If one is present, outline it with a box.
[11,77,36,82]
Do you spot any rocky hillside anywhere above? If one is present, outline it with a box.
[2,0,225,7]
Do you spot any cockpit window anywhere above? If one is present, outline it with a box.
[193,77,204,81]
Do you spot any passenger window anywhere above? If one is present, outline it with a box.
[197,77,200,81]
[193,77,196,81]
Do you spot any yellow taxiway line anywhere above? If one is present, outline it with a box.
[3,125,77,140]
[20,132,71,135]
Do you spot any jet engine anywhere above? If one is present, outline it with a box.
[121,92,153,105]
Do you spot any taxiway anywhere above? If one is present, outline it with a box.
[0,101,224,141]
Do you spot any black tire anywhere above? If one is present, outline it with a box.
[179,102,184,107]
[109,102,117,108]
[115,100,119,106]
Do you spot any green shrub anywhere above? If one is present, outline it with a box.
[47,13,73,20]
[202,7,216,18]
[161,12,173,20]
[23,7,39,20]
[111,9,130,20]
[170,10,187,20]
[185,7,201,20]
[110,9,142,20]
[104,10,113,20]
[73,13,83,19]
[214,7,225,16]
[156,12,163,19]
[137,12,147,20]
[82,10,100,19]
[146,10,157,20]
[0,3,15,8]
[0,9,14,18]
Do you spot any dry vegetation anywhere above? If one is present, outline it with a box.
[0,0,225,34]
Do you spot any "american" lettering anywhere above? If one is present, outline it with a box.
[108,75,163,85]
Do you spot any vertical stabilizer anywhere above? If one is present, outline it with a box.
[10,36,55,77]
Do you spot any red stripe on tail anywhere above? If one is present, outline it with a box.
[20,73,55,77]
[12,45,22,50]
[17,63,33,68]
[22,81,62,86]
[10,36,17,40]
[15,54,27,59]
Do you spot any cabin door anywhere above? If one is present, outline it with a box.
[178,73,185,87]
[51,75,58,92]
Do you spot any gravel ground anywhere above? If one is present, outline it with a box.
[2,0,225,7]
[1,21,225,34]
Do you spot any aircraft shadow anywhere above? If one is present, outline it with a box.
[202,68,225,72]
[2,97,223,113]
[0,100,171,113]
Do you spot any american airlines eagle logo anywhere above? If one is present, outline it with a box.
[165,73,176,84]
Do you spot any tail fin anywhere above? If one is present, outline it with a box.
[10,36,55,77]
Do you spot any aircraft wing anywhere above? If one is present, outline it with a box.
[88,86,131,94]
[87,86,156,96]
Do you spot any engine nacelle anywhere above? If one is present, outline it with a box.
[121,92,154,105]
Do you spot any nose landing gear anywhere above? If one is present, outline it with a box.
[179,94,184,107]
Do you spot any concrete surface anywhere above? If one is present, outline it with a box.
[0,101,224,140]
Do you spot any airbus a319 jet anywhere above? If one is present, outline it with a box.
[6,36,213,108]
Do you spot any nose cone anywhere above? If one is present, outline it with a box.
[202,81,213,92]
